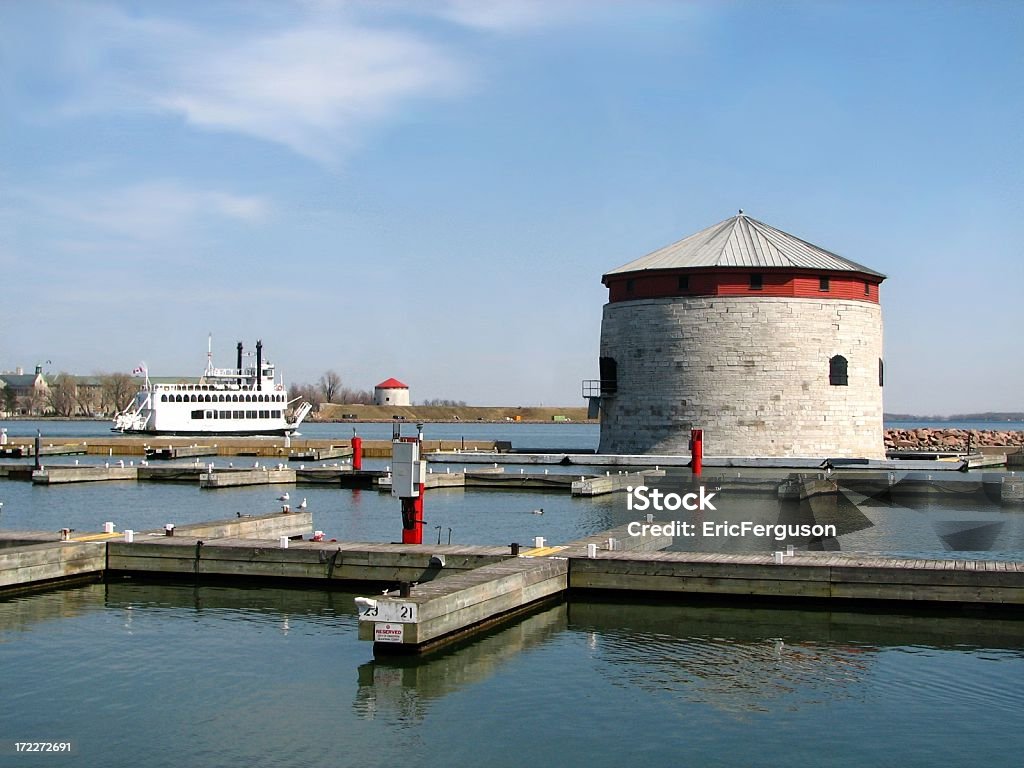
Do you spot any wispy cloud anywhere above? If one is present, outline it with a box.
[428,0,592,31]
[36,2,471,164]
[19,181,268,243]
[8,1,600,165]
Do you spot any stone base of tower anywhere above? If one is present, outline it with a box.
[597,296,886,460]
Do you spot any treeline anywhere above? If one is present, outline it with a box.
[287,370,373,408]
[3,372,136,417]
[285,371,467,409]
[885,412,1024,422]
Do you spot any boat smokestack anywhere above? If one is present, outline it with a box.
[256,340,263,391]
[237,342,243,386]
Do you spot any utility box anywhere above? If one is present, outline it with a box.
[391,440,424,498]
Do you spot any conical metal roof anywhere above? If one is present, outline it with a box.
[604,214,886,279]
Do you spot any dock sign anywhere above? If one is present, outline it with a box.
[357,599,418,623]
[374,623,405,643]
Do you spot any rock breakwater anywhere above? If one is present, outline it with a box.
[885,428,1024,452]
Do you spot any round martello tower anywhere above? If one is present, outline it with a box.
[592,213,886,459]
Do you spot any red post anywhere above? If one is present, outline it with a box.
[690,428,703,477]
[351,435,362,470]
[401,483,425,544]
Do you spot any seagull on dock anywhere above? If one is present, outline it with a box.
[277,492,290,502]
[298,498,307,510]
[531,507,544,515]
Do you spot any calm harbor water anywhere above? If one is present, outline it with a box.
[2,421,1023,766]
[2,583,1023,767]
[3,416,1023,443]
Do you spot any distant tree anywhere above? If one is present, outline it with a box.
[288,382,322,408]
[47,373,78,416]
[319,370,343,403]
[339,387,373,404]
[100,373,136,415]
[2,387,15,416]
[421,398,468,407]
[74,380,101,416]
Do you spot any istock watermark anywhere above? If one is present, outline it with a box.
[624,484,837,542]
[626,484,718,512]
[626,519,837,541]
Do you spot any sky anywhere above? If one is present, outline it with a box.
[1,0,1021,414]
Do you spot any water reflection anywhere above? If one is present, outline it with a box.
[354,602,568,722]
[3,581,1024,768]
[568,600,1024,717]
[643,469,1024,557]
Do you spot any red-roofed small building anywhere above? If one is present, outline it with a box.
[374,378,410,406]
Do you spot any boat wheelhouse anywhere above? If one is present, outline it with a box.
[112,339,312,436]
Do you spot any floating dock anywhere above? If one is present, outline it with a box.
[0,442,88,458]
[0,511,313,597]
[200,468,296,488]
[32,466,138,484]
[2,512,1022,655]
[425,450,992,472]
[288,446,352,462]
[145,445,218,460]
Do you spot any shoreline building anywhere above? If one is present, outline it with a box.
[0,365,50,416]
[374,378,410,407]
[589,213,886,459]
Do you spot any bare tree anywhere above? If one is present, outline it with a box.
[74,382,102,416]
[288,382,322,408]
[47,373,78,416]
[101,373,136,415]
[339,387,374,404]
[318,370,343,404]
[2,387,16,416]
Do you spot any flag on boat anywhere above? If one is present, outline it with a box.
[132,364,147,376]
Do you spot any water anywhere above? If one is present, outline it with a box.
[1,583,1022,767]
[0,418,602,450]
[2,423,1023,765]
[4,416,1021,444]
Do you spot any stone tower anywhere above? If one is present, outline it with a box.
[592,213,886,458]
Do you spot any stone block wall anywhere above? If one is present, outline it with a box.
[598,296,885,458]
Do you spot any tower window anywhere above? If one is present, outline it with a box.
[749,274,763,290]
[625,279,635,294]
[864,280,870,295]
[819,277,830,291]
[829,355,848,386]
[677,275,689,292]
[879,358,884,387]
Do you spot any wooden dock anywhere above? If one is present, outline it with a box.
[145,445,218,460]
[0,511,313,597]
[0,443,88,458]
[570,550,1024,603]
[355,523,674,655]
[1,435,499,458]
[288,446,352,462]
[32,465,139,484]
[374,467,573,492]
[571,468,665,496]
[199,468,296,488]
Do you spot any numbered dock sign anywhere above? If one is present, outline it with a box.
[357,599,418,623]
[373,623,405,643]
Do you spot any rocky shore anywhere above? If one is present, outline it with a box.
[885,428,1024,452]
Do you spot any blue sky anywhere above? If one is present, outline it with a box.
[1,0,1021,414]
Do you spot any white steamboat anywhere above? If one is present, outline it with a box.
[112,339,313,436]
